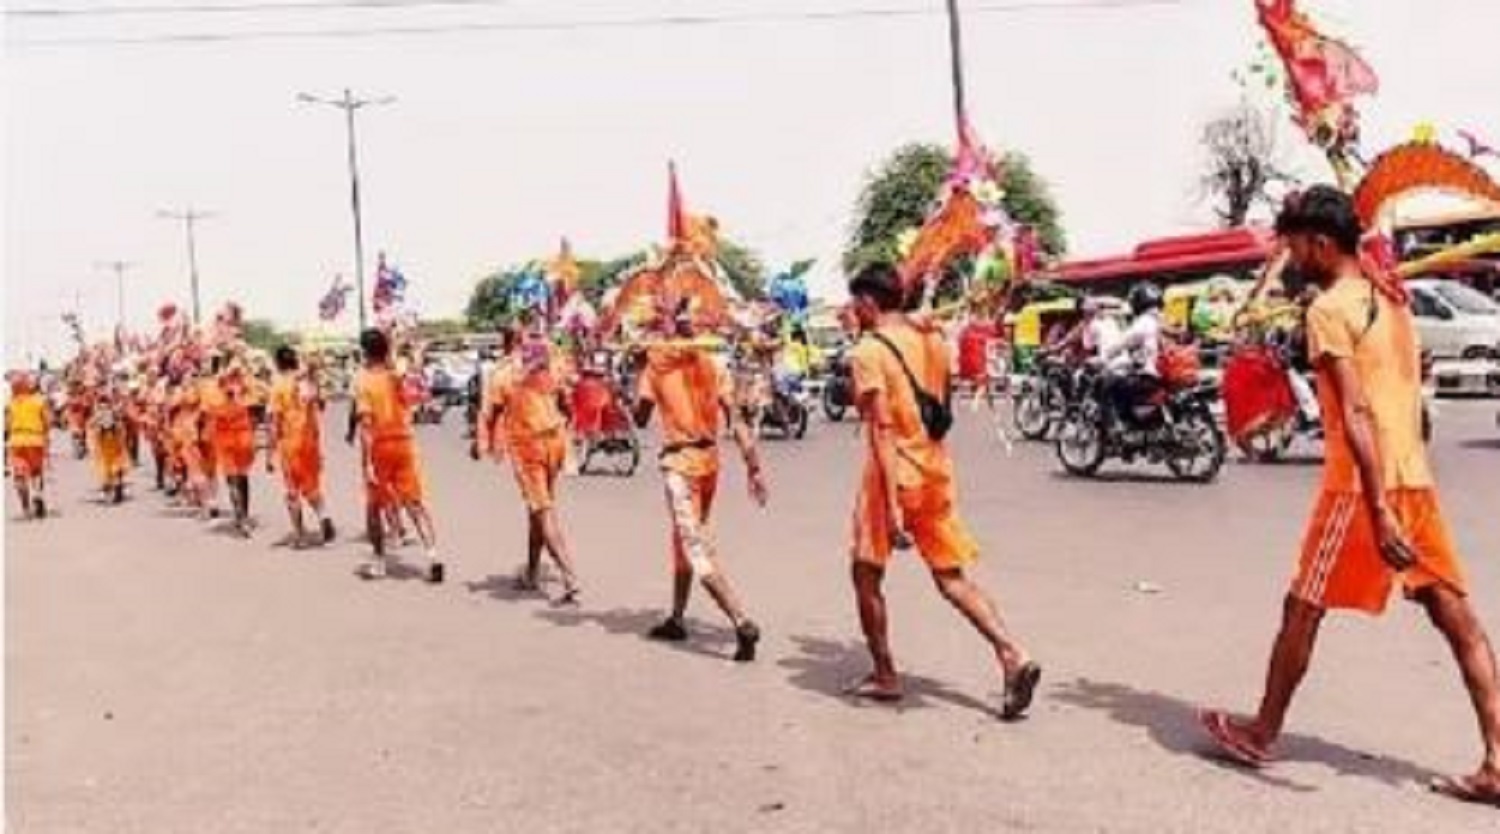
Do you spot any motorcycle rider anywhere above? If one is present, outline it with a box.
[1100,283,1165,429]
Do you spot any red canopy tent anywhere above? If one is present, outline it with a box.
[1050,227,1275,293]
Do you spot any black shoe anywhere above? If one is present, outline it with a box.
[427,562,445,584]
[647,617,688,642]
[31,498,45,519]
[321,517,337,544]
[733,621,761,663]
[112,484,125,504]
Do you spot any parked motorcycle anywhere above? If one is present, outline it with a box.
[1055,365,1227,483]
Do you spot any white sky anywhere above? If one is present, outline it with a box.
[5,0,1499,363]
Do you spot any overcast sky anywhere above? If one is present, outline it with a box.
[5,0,1498,362]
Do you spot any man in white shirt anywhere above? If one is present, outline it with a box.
[1101,283,1166,425]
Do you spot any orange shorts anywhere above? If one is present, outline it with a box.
[510,431,566,512]
[664,470,719,575]
[852,478,979,571]
[279,445,323,503]
[1292,489,1467,615]
[367,438,424,508]
[8,446,45,479]
[216,434,256,477]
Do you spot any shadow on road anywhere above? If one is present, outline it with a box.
[532,605,737,661]
[1051,677,1440,793]
[1458,439,1500,451]
[465,573,552,603]
[777,635,998,719]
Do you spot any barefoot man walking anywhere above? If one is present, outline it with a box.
[1200,186,1500,806]
[843,264,1040,719]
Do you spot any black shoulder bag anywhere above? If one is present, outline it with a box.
[869,331,954,442]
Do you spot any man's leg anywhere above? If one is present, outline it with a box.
[536,507,581,599]
[1418,585,1500,792]
[405,500,443,583]
[284,489,307,545]
[1219,594,1326,754]
[851,561,899,695]
[931,568,1033,682]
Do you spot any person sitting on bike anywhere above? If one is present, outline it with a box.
[1100,283,1165,428]
[775,326,814,398]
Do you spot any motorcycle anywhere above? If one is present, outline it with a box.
[1011,352,1075,441]
[820,348,855,422]
[760,374,811,439]
[1055,364,1227,483]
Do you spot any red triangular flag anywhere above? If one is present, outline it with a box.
[667,161,688,246]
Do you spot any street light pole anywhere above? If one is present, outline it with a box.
[95,259,135,334]
[299,88,394,333]
[158,208,214,325]
[944,0,968,131]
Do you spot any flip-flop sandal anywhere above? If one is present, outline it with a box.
[1001,662,1042,721]
[842,675,903,703]
[556,587,582,607]
[1198,710,1270,769]
[1430,775,1500,807]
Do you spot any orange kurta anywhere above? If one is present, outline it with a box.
[204,378,256,477]
[355,367,424,507]
[849,321,977,571]
[268,374,325,502]
[490,358,568,512]
[1292,273,1464,614]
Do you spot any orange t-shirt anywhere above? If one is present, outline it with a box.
[850,320,957,492]
[1306,273,1432,494]
[354,367,414,444]
[489,362,566,443]
[203,378,254,443]
[636,347,730,477]
[268,374,322,453]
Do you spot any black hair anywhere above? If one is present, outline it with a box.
[1274,185,1362,255]
[848,263,904,313]
[360,328,391,363]
[273,344,299,372]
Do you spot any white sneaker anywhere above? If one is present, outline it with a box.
[358,559,388,580]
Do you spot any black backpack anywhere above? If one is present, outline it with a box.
[869,331,954,442]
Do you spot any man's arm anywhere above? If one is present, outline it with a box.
[1324,355,1416,570]
[856,385,905,538]
[722,392,767,506]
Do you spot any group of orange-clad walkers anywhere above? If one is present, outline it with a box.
[10,191,1500,802]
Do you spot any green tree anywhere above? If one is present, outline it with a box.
[241,318,291,351]
[717,238,767,301]
[465,270,515,330]
[843,142,1068,276]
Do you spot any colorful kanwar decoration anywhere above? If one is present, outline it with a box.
[1253,0,1378,186]
[317,275,353,322]
[372,252,408,326]
[601,163,733,335]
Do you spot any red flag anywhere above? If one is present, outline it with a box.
[667,161,688,246]
[1255,0,1377,124]
[954,116,997,183]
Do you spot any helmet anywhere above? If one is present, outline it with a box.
[1127,283,1164,316]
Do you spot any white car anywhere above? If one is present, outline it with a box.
[1407,279,1500,360]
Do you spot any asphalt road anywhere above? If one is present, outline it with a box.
[9,398,1500,833]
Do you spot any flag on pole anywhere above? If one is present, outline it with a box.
[372,252,407,322]
[318,275,353,321]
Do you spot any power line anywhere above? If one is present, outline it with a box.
[10,0,1188,48]
[8,0,512,18]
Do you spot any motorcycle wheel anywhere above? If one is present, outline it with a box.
[1055,402,1106,477]
[620,434,641,476]
[791,402,809,439]
[822,387,846,422]
[1014,386,1052,441]
[1167,409,1227,483]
